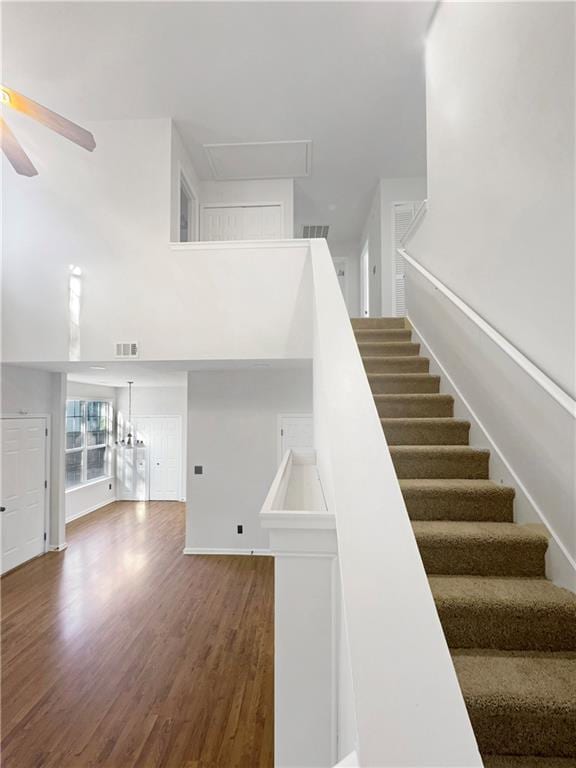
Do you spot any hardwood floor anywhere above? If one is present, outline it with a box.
[1,501,274,768]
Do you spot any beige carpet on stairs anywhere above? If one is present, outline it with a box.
[351,317,576,765]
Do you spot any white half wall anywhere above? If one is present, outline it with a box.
[200,178,294,238]
[411,2,575,396]
[186,366,312,552]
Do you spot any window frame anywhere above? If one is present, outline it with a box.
[65,399,113,490]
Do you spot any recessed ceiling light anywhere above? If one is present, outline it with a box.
[90,366,106,370]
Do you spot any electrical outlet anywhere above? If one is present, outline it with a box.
[237,525,243,534]
[109,483,112,490]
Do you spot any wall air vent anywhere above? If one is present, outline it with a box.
[115,342,139,359]
[303,225,329,239]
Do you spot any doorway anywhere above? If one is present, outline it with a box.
[361,241,370,317]
[179,174,197,242]
[278,414,313,464]
[333,258,348,307]
[134,416,183,501]
[1,417,48,574]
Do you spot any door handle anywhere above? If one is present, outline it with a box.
[0,507,5,512]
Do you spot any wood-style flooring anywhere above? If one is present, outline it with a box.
[1,501,274,768]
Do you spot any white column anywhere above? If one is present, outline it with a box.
[266,514,338,768]
[49,372,67,550]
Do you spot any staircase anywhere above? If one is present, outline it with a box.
[352,317,576,766]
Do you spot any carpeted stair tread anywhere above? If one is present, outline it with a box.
[430,576,576,650]
[382,417,470,445]
[400,479,515,521]
[354,328,413,342]
[453,652,576,757]
[358,341,421,357]
[363,356,430,374]
[483,756,576,767]
[352,316,576,759]
[374,393,453,417]
[413,521,547,576]
[368,373,441,394]
[390,445,490,479]
[351,317,406,329]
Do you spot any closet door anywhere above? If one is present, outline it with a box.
[201,205,283,241]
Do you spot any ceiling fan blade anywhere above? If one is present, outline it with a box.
[1,86,96,152]
[0,117,38,176]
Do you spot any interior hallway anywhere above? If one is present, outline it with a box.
[1,502,274,768]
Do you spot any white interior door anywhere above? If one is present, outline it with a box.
[1,418,47,574]
[135,417,182,501]
[202,205,283,241]
[278,414,314,463]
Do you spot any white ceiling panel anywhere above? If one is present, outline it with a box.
[204,140,311,180]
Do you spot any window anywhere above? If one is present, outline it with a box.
[65,400,112,489]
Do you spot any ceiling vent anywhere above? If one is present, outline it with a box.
[303,225,329,239]
[115,342,139,359]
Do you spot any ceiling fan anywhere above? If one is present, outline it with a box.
[0,85,96,177]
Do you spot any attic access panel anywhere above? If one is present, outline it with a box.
[203,140,312,180]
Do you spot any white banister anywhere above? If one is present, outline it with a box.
[309,238,481,767]
[399,244,576,418]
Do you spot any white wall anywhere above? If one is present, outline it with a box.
[411,2,574,396]
[1,364,67,548]
[170,121,202,242]
[4,197,312,363]
[404,2,575,583]
[116,385,188,499]
[65,380,117,522]
[360,177,427,317]
[2,117,172,363]
[186,366,312,552]
[200,178,294,238]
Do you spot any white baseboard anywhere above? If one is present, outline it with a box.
[66,497,117,524]
[183,547,272,557]
[48,543,68,552]
[409,319,576,590]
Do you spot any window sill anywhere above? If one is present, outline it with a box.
[65,475,114,494]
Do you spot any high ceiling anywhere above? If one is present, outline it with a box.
[2,1,432,242]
